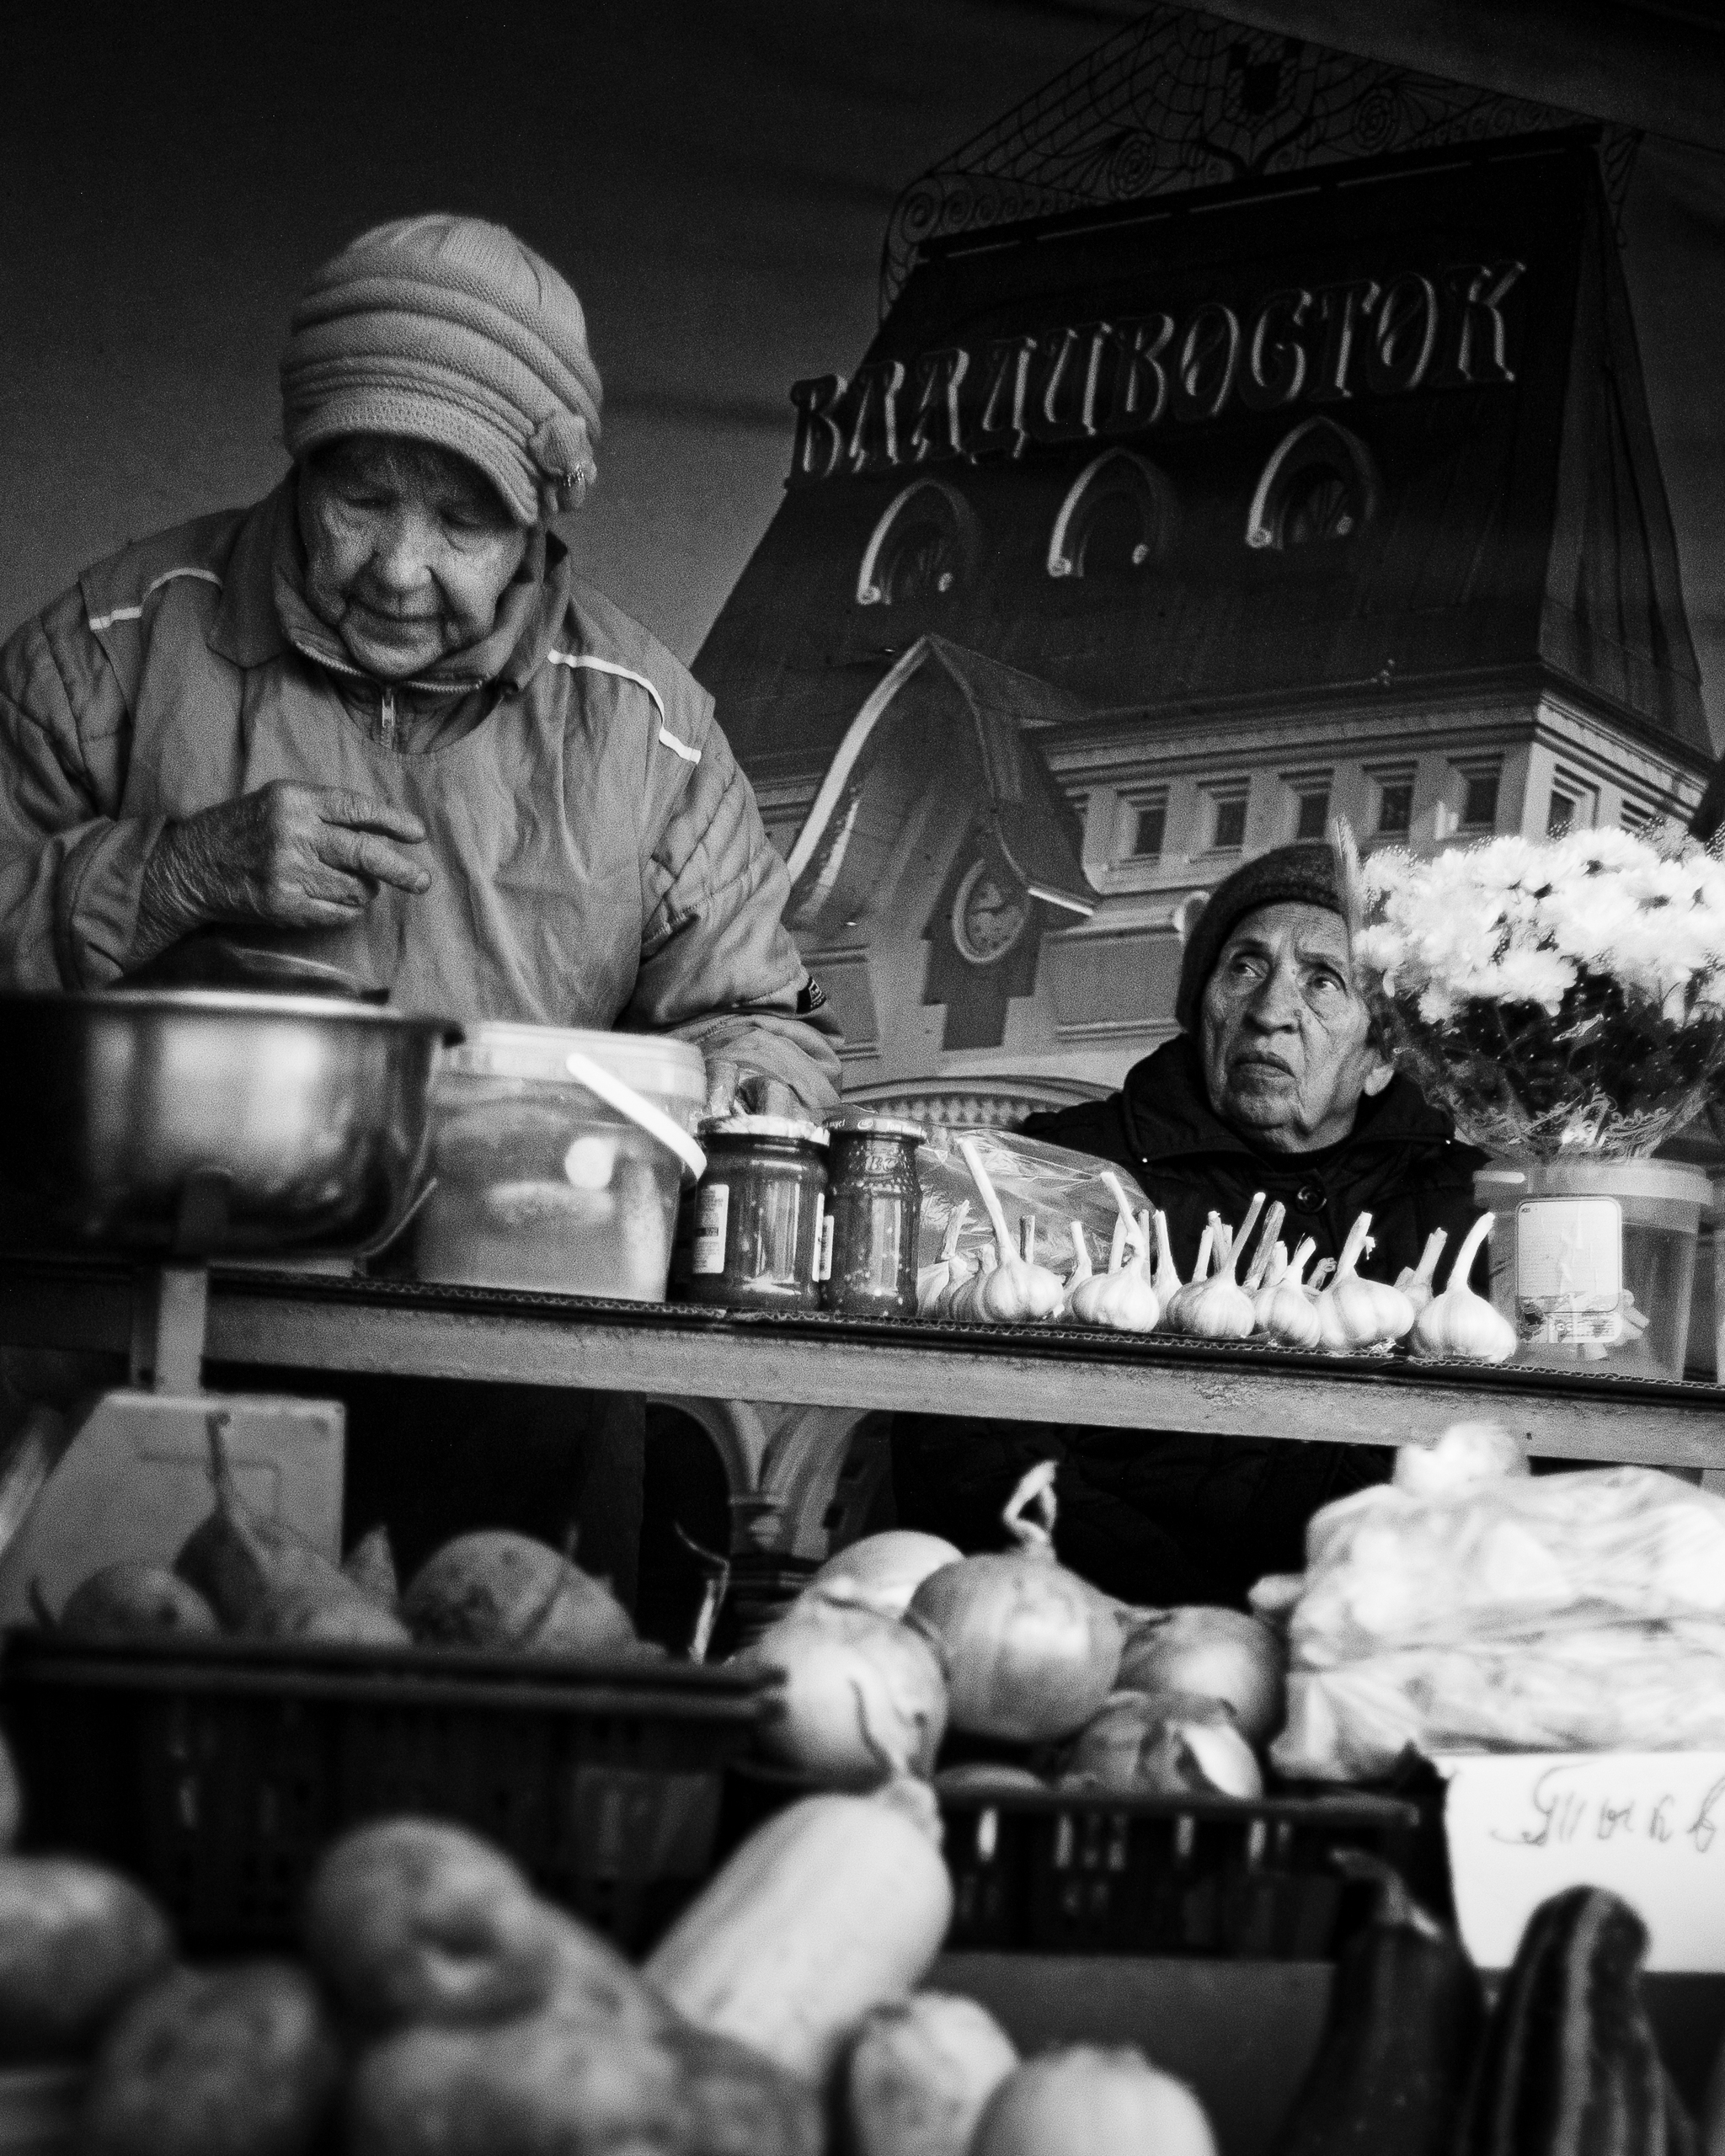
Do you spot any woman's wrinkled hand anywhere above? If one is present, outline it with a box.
[136,781,430,958]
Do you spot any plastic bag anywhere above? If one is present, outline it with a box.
[916,1127,1153,1278]
[1274,1619,1725,1782]
[1287,1465,1725,1672]
[1264,1440,1725,1780]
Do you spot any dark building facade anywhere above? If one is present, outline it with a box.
[698,66,1706,1115]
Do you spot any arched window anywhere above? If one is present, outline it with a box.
[1048,451,1175,580]
[1246,418,1378,552]
[856,480,976,606]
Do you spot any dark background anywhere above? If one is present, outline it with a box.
[0,1,1128,663]
[5,0,1725,741]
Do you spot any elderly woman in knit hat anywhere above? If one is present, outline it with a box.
[0,215,838,1110]
[894,841,1487,1606]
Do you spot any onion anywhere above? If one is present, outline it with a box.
[1114,1605,1286,1746]
[1060,1691,1263,1800]
[907,1463,1120,1743]
[742,1593,948,1788]
[846,1993,1019,2156]
[974,2047,1218,2156]
[932,1764,1047,1798]
[810,1530,964,1620]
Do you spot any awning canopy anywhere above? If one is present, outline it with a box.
[784,635,1094,937]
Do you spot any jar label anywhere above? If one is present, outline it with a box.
[814,1199,834,1284]
[692,1183,729,1275]
[1514,1197,1626,1347]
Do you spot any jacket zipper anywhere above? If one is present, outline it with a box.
[380,684,397,750]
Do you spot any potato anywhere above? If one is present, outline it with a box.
[401,1531,638,1657]
[347,2008,686,2156]
[59,1563,220,1639]
[342,1526,400,1611]
[248,1586,412,1646]
[0,1856,173,2060]
[303,1817,566,2034]
[79,1961,340,2156]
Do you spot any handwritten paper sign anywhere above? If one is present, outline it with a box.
[1438,1752,1725,1970]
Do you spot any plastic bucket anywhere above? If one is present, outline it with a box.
[414,1025,706,1299]
[1472,1160,1712,1380]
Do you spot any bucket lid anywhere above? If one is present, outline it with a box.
[447,1023,706,1100]
[1475,1159,1714,1208]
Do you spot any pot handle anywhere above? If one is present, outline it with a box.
[563,1051,708,1185]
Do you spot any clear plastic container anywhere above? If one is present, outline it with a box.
[414,1025,706,1299]
[1473,1160,1712,1380]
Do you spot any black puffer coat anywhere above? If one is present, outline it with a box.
[891,1036,1487,1607]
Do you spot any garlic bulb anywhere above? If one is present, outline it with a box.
[1314,1213,1415,1351]
[1063,1219,1103,1323]
[959,1140,1064,1324]
[939,1245,990,1321]
[1410,1212,1516,1363]
[1256,1235,1322,1348]
[1088,1223,1160,1335]
[1175,1197,1263,1340]
[1393,1226,1448,1320]
[1065,1218,1157,1333]
[1159,1218,1212,1331]
[1361,1235,1418,1342]
[917,1201,972,1316]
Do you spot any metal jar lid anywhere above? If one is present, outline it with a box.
[828,1111,927,1144]
[702,1113,830,1148]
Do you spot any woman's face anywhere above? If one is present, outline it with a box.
[297,435,529,680]
[1199,901,1393,1153]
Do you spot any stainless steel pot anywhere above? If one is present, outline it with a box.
[0,991,462,1259]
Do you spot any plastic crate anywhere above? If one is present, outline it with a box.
[939,1786,1423,1959]
[0,1630,768,1955]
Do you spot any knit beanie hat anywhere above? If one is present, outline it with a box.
[1174,841,1343,1032]
[280,215,601,526]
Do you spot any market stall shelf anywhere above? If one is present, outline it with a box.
[2,1263,1722,1560]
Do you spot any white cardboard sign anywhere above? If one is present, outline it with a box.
[1438,1751,1725,1970]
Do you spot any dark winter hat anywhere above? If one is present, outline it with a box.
[1174,841,1343,1032]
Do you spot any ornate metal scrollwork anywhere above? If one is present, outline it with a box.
[881,4,1637,311]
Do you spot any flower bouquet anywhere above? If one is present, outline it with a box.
[1350,825,1725,1162]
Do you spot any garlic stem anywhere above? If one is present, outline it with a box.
[959,1136,1015,1260]
[1108,1216,1127,1274]
[1445,1210,1494,1295]
[1336,1210,1374,1277]
[1002,1459,1059,1550]
[1242,1200,1287,1290]
[1068,1220,1092,1283]
[1153,1209,1181,1294]
[1397,1225,1447,1296]
[1099,1170,1140,1243]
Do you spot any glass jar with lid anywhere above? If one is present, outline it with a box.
[824,1112,926,1319]
[678,1114,830,1311]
